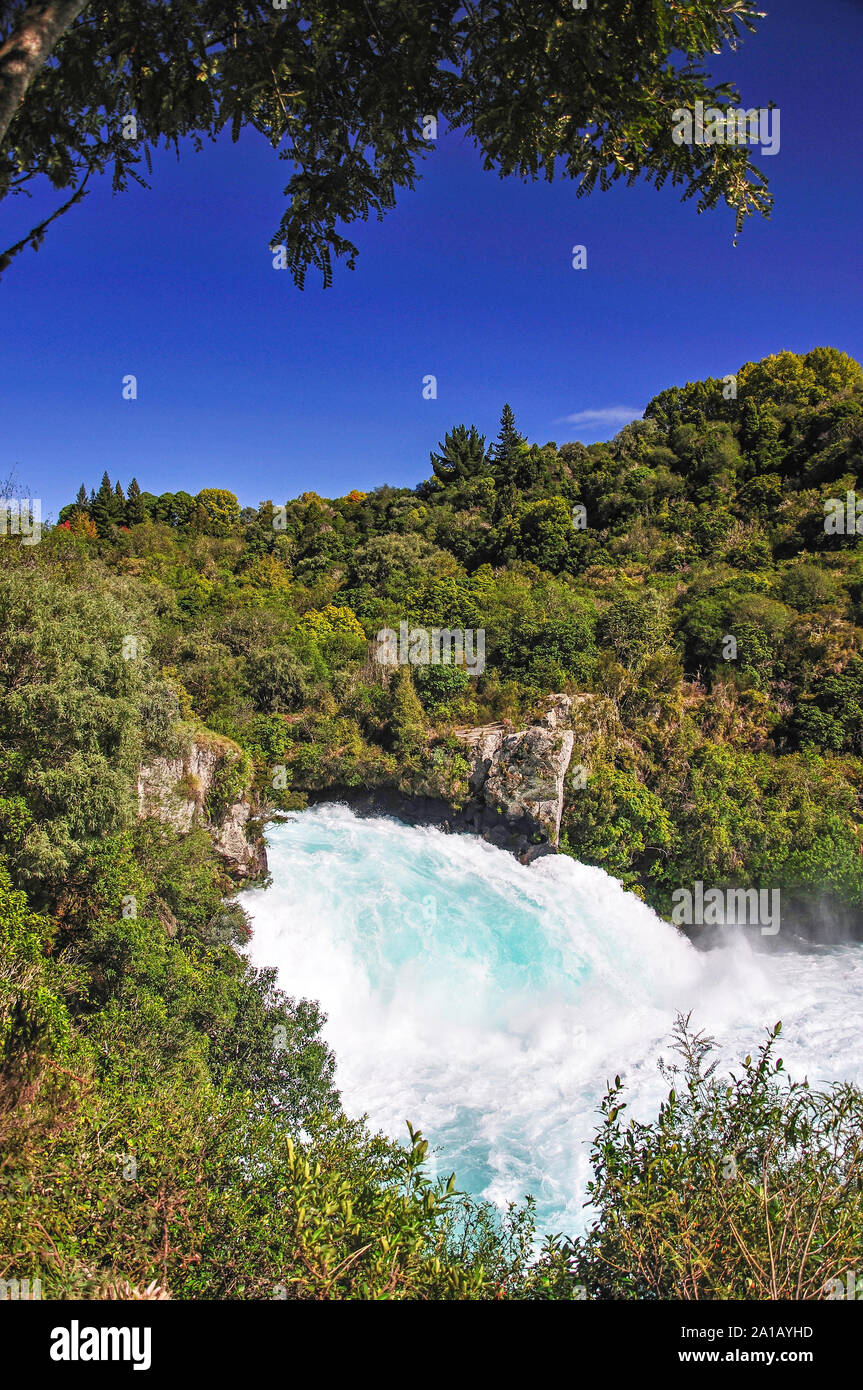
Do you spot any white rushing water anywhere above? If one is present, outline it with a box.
[240,804,863,1234]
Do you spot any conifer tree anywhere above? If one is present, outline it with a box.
[111,480,126,522]
[494,404,525,463]
[390,669,426,759]
[491,404,529,511]
[75,483,87,511]
[430,425,489,485]
[125,477,146,526]
[91,471,114,536]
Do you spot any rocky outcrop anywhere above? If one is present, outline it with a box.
[210,798,265,877]
[456,694,574,849]
[312,695,575,863]
[137,732,268,880]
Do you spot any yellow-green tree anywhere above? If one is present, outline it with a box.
[195,488,241,537]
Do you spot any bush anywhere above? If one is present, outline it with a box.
[566,1017,863,1300]
[414,663,471,713]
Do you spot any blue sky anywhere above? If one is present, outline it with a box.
[2,0,862,519]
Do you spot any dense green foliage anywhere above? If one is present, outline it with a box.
[567,1017,863,1301]
[3,347,863,1299]
[50,348,863,924]
[1,1,772,282]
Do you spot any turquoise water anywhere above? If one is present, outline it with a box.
[240,804,863,1234]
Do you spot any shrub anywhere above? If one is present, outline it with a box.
[413,663,471,713]
[566,1017,863,1300]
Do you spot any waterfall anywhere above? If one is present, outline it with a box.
[240,804,863,1232]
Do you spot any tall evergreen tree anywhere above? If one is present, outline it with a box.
[75,483,88,511]
[492,404,526,471]
[430,425,489,485]
[490,404,529,512]
[111,480,126,522]
[91,471,114,537]
[125,477,146,526]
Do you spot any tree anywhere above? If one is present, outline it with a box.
[493,404,523,463]
[489,403,532,518]
[125,476,146,526]
[154,491,177,526]
[90,469,114,536]
[75,482,87,510]
[430,424,488,485]
[501,497,575,573]
[512,442,553,494]
[173,490,198,531]
[490,403,527,489]
[0,1,773,284]
[739,398,782,472]
[496,604,597,690]
[738,348,863,412]
[389,669,426,759]
[67,509,97,540]
[561,763,671,889]
[138,490,158,522]
[195,487,240,537]
[111,479,126,522]
[790,658,863,754]
[597,589,672,669]
[0,561,158,896]
[413,662,470,713]
[247,645,308,715]
[644,375,735,431]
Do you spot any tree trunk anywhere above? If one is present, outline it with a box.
[0,0,89,148]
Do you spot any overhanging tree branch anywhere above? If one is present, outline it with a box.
[0,165,88,272]
[0,1,774,288]
[0,0,89,147]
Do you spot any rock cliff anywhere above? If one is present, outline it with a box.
[312,695,576,863]
[137,731,268,880]
[455,694,574,848]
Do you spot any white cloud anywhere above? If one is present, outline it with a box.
[556,406,644,427]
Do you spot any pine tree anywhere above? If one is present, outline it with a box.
[91,471,114,536]
[110,479,126,523]
[125,477,146,526]
[430,425,489,485]
[75,483,88,511]
[491,404,527,488]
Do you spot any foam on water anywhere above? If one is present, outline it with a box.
[240,804,863,1233]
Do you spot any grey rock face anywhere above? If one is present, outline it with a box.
[137,745,217,833]
[138,737,267,879]
[308,697,577,864]
[456,696,574,847]
[211,798,266,878]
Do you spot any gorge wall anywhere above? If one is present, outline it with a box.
[312,694,576,863]
[137,730,268,880]
[138,698,577,873]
